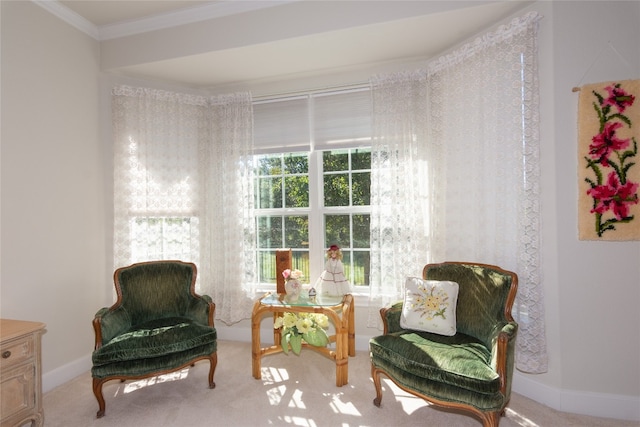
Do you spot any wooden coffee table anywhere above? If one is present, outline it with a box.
[251,293,355,386]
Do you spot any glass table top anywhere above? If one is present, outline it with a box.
[260,293,345,307]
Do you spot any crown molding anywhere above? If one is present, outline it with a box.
[33,0,100,39]
[33,0,297,42]
[99,1,296,40]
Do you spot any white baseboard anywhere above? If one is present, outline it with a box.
[42,354,92,393]
[513,371,640,422]
[46,329,640,422]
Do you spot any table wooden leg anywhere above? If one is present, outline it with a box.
[273,313,282,345]
[348,299,355,357]
[251,303,263,380]
[335,328,348,386]
[334,304,350,387]
[336,358,348,386]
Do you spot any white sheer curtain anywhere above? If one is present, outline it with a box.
[200,93,256,324]
[112,86,255,325]
[368,12,547,373]
[368,71,431,327]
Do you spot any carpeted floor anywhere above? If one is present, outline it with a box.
[43,340,637,427]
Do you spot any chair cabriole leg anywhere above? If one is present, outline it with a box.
[482,410,500,427]
[92,377,106,418]
[208,353,217,389]
[371,365,383,407]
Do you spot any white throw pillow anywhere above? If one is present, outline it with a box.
[400,277,459,336]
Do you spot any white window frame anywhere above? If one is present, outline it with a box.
[252,148,371,291]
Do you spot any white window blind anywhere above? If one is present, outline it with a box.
[252,86,372,153]
[312,88,372,150]
[253,96,310,153]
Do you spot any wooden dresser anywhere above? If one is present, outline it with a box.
[0,319,46,427]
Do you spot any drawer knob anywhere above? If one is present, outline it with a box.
[2,350,10,359]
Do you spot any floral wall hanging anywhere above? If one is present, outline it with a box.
[578,79,639,240]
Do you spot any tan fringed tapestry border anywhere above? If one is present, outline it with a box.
[578,79,639,240]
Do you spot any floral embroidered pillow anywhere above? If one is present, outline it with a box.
[400,277,459,336]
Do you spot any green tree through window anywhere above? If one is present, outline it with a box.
[254,149,371,287]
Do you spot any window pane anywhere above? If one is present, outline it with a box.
[285,175,309,208]
[163,218,193,256]
[133,217,162,257]
[325,214,350,247]
[260,250,311,285]
[258,156,282,175]
[341,250,352,283]
[292,250,310,281]
[284,215,309,248]
[353,214,370,248]
[258,250,276,283]
[323,150,348,172]
[351,251,370,286]
[257,177,282,209]
[257,216,282,248]
[323,148,371,208]
[324,174,349,206]
[284,153,308,174]
[351,149,371,170]
[132,217,195,260]
[352,172,370,206]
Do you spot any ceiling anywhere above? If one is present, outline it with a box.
[53,1,533,89]
[59,1,214,27]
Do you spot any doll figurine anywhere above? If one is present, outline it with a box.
[315,245,352,296]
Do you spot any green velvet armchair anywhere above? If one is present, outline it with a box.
[369,262,518,427]
[91,261,217,418]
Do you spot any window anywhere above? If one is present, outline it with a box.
[131,217,198,261]
[321,148,371,286]
[117,130,203,268]
[252,87,372,288]
[253,148,371,287]
[255,152,310,283]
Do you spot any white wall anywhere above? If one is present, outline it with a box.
[547,0,640,416]
[1,0,638,421]
[1,0,107,383]
[505,1,640,420]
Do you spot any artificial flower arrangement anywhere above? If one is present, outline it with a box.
[282,268,304,280]
[282,268,304,300]
[273,312,330,355]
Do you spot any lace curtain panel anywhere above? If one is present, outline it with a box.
[368,12,547,373]
[200,93,257,324]
[112,86,255,325]
[368,70,432,327]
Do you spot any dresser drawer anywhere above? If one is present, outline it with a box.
[0,334,35,370]
[0,363,35,422]
[0,319,45,427]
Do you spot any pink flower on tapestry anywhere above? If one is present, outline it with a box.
[587,171,639,220]
[583,81,638,237]
[589,121,630,166]
[602,84,636,113]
